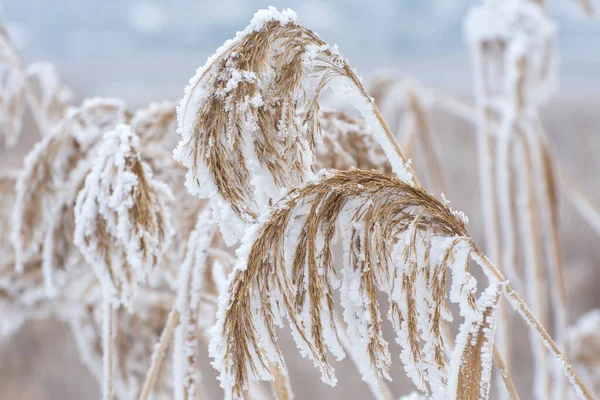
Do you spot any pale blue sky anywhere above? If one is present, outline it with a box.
[3,0,598,101]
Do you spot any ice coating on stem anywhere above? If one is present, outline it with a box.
[447,282,501,400]
[173,208,215,400]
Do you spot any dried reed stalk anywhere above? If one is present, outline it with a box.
[172,210,215,400]
[524,118,569,399]
[515,133,551,398]
[500,281,594,400]
[471,41,511,400]
[564,178,600,238]
[464,2,573,397]
[103,297,115,400]
[492,346,520,400]
[406,89,446,195]
[138,306,179,400]
[68,281,176,400]
[367,75,447,194]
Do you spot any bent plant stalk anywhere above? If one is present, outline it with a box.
[139,307,179,400]
[492,345,520,400]
[406,88,447,195]
[472,251,594,400]
[524,118,569,399]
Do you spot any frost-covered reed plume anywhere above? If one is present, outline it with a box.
[74,124,174,304]
[74,124,175,399]
[211,169,506,399]
[174,7,593,400]
[174,7,418,243]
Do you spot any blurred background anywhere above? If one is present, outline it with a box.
[1,1,599,399]
[2,0,600,101]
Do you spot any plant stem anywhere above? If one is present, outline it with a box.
[347,70,421,189]
[139,306,179,400]
[473,251,595,400]
[525,119,569,400]
[472,43,513,400]
[563,177,600,237]
[515,133,551,400]
[102,297,114,400]
[407,89,447,195]
[492,345,521,400]
[369,100,422,189]
[503,284,594,400]
[442,321,520,399]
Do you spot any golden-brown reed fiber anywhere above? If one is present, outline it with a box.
[213,169,488,398]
